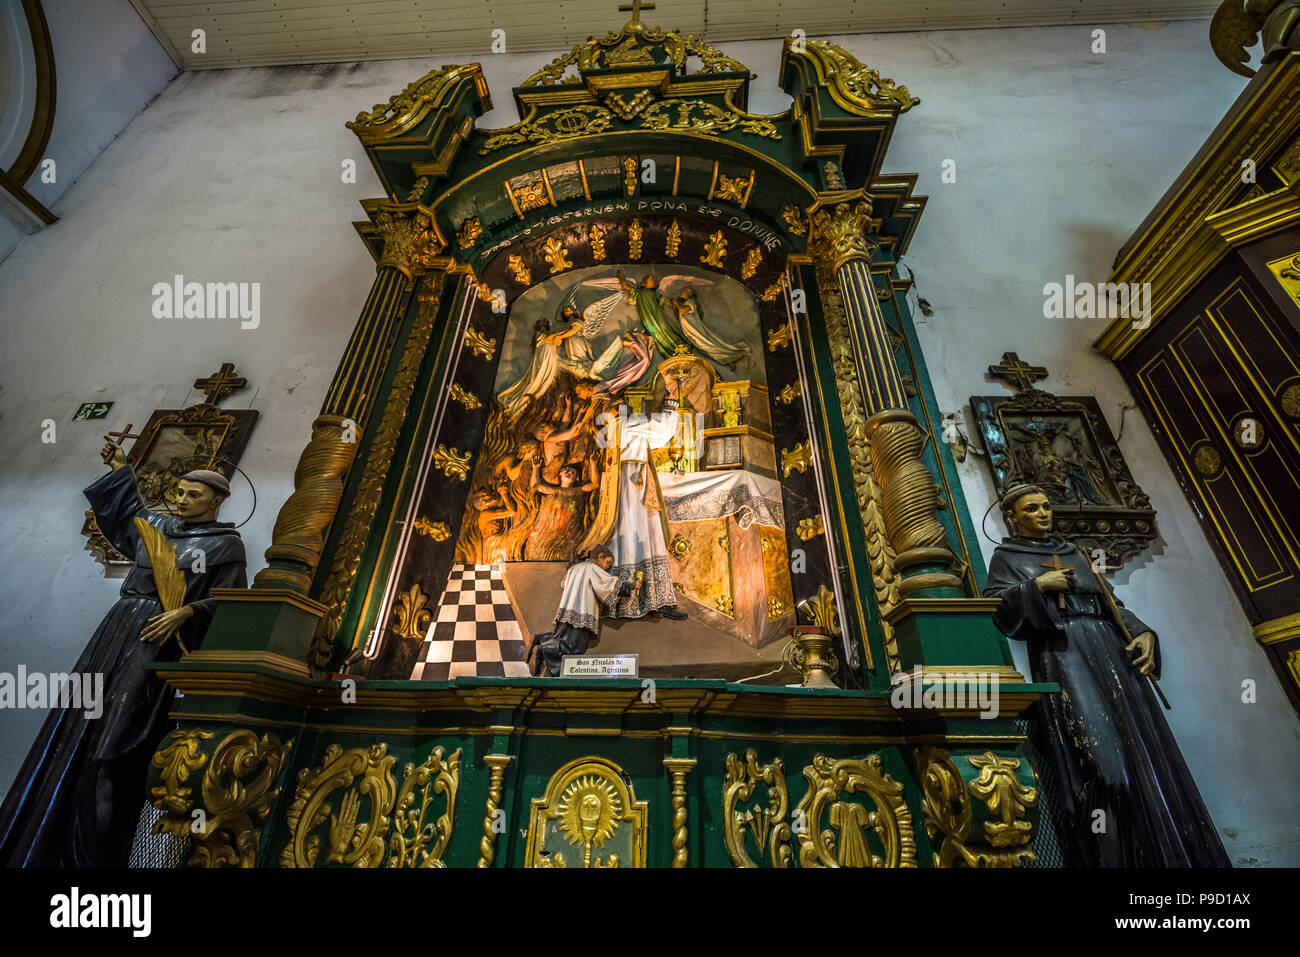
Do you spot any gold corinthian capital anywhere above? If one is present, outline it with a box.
[374,206,446,279]
[809,198,876,270]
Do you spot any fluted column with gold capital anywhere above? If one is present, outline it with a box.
[809,195,963,598]
[255,202,445,594]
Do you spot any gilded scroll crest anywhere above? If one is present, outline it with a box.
[520,19,749,87]
[526,757,647,868]
[790,40,919,113]
[723,750,793,868]
[348,64,483,140]
[795,753,916,868]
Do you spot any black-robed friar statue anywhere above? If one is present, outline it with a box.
[0,443,246,867]
[982,484,1230,868]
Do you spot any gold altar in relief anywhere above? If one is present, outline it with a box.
[151,728,290,868]
[781,442,811,477]
[526,757,647,868]
[796,515,824,540]
[507,253,531,284]
[588,223,607,261]
[413,516,451,540]
[456,216,482,249]
[392,583,432,642]
[1266,251,1300,308]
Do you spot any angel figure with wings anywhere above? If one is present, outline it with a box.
[579,271,753,370]
[497,307,625,421]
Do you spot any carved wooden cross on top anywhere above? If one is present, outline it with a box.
[1040,554,1069,610]
[194,363,247,406]
[988,352,1048,394]
[619,0,655,23]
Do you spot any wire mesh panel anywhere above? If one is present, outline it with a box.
[1016,716,1068,869]
[126,802,190,869]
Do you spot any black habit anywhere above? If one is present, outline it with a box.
[0,466,246,867]
[983,536,1229,867]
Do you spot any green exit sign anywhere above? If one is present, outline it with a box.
[73,402,113,421]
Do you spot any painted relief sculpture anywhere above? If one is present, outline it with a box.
[982,484,1229,866]
[0,442,246,867]
[443,264,796,676]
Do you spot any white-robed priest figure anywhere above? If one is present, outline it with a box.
[577,391,689,621]
[528,545,641,677]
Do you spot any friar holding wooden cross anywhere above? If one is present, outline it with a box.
[982,483,1230,867]
[0,433,246,868]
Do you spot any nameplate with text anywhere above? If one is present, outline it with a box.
[560,655,639,678]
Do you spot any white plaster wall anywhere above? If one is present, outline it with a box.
[0,17,1296,864]
[1,0,175,261]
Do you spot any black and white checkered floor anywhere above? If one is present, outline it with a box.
[409,564,531,680]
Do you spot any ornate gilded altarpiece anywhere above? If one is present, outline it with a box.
[145,11,1054,869]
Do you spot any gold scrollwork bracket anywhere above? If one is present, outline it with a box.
[150,727,292,868]
[917,746,1037,868]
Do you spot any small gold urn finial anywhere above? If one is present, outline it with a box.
[784,585,842,688]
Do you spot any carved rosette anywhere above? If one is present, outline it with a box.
[918,747,1037,867]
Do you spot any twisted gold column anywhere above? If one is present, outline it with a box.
[810,195,962,597]
[478,754,514,868]
[254,204,443,594]
[663,758,697,868]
